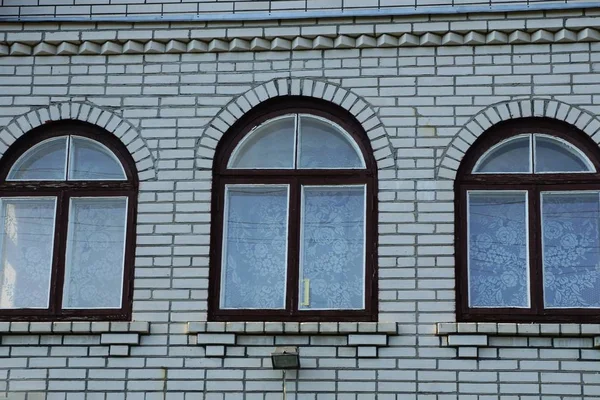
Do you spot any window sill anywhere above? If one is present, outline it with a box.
[0,321,149,357]
[437,322,600,358]
[188,321,397,358]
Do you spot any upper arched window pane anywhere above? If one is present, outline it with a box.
[298,116,364,169]
[8,137,68,180]
[7,136,126,181]
[534,134,594,173]
[68,136,126,180]
[473,134,595,174]
[228,116,296,169]
[473,135,531,173]
[227,114,365,170]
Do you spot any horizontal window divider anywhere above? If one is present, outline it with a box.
[0,182,137,191]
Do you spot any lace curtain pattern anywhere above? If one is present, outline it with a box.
[221,186,288,309]
[62,198,127,309]
[542,192,600,308]
[0,199,55,308]
[300,186,365,310]
[468,192,529,308]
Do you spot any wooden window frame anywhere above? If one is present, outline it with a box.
[209,97,378,322]
[456,117,600,323]
[0,121,138,321]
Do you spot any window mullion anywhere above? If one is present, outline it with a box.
[529,186,544,316]
[287,178,301,316]
[49,191,70,316]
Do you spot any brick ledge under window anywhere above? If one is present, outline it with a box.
[0,321,150,356]
[437,322,600,358]
[188,321,398,358]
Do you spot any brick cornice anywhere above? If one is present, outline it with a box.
[1,27,600,57]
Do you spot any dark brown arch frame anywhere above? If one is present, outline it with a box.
[455,117,600,323]
[0,120,138,321]
[209,96,379,322]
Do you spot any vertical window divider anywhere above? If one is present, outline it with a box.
[530,134,535,174]
[287,178,301,315]
[45,191,63,316]
[52,191,71,314]
[529,186,543,315]
[293,114,300,169]
[64,135,72,181]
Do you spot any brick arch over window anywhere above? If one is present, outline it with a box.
[196,78,394,172]
[437,98,600,180]
[0,102,156,182]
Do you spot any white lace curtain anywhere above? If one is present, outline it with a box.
[220,185,366,310]
[468,191,600,309]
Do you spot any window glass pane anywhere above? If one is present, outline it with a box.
[473,136,531,174]
[0,198,56,309]
[299,186,365,310]
[298,116,364,169]
[534,135,594,173]
[62,197,127,309]
[8,137,67,180]
[68,136,126,180]
[468,192,529,308]
[542,192,600,308]
[221,185,288,309]
[228,116,295,169]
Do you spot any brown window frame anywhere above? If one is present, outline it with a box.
[456,117,600,323]
[209,97,378,322]
[0,120,138,321]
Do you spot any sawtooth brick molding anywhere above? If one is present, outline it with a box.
[0,322,150,357]
[196,78,394,171]
[3,10,600,57]
[0,102,157,182]
[437,323,600,359]
[437,98,600,180]
[188,322,398,358]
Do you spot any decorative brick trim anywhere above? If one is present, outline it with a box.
[0,321,150,357]
[2,28,600,57]
[437,98,600,180]
[437,322,600,359]
[188,321,397,358]
[196,78,394,171]
[0,102,157,181]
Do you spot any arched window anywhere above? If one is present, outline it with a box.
[0,121,138,320]
[456,117,600,322]
[210,97,378,321]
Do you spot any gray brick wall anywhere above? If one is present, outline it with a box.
[1,5,600,400]
[0,0,591,20]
